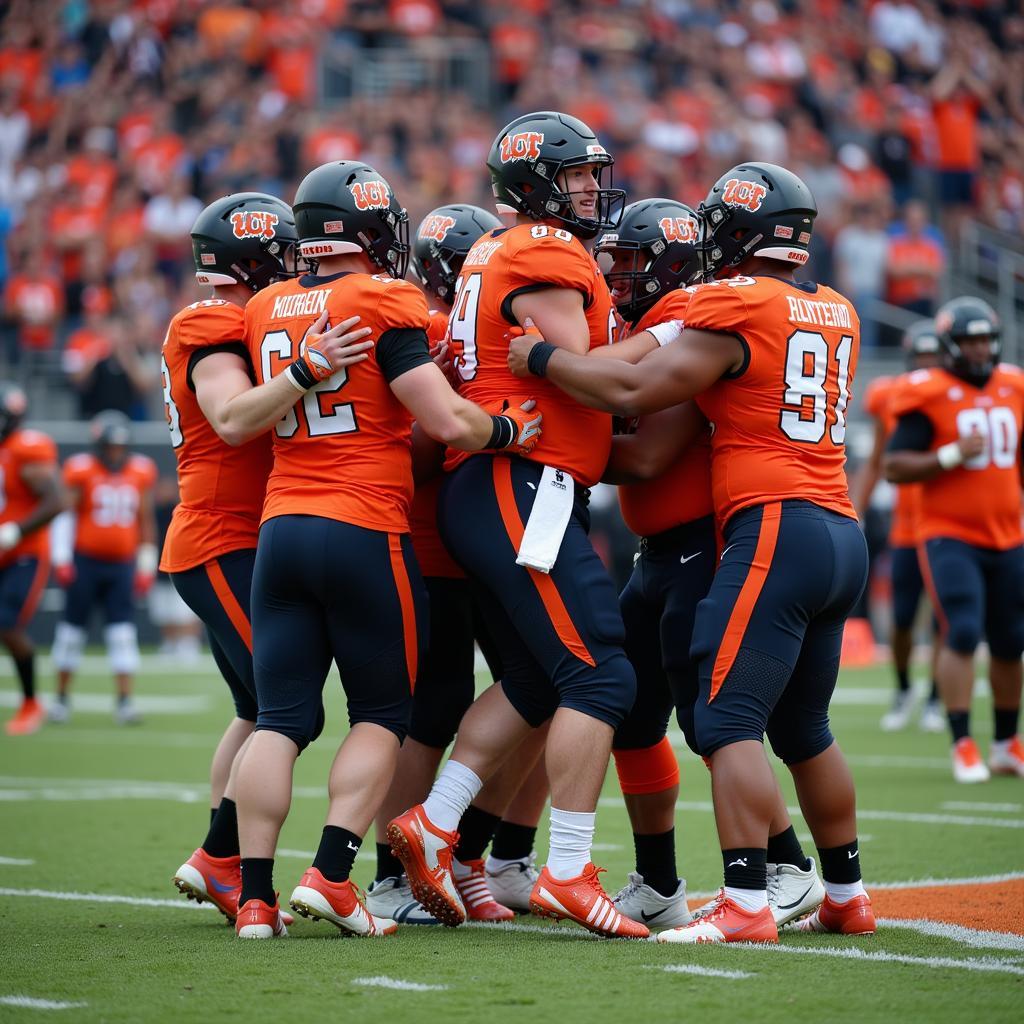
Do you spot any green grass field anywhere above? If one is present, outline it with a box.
[1,655,1022,1023]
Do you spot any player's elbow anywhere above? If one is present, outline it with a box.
[420,408,470,448]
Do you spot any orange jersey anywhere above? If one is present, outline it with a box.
[889,365,1024,550]
[64,453,157,561]
[447,223,615,487]
[0,428,57,568]
[245,272,431,533]
[616,289,714,537]
[688,276,860,525]
[160,299,274,572]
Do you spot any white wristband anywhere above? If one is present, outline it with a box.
[283,364,309,392]
[646,319,685,347]
[936,441,965,470]
[0,521,22,551]
[136,543,159,576]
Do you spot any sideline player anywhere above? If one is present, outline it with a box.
[884,297,1024,782]
[853,321,945,732]
[49,411,157,724]
[232,161,542,939]
[509,162,875,942]
[0,382,63,736]
[388,112,650,940]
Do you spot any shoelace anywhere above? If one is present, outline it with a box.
[766,870,782,907]
[702,890,730,922]
[612,873,644,903]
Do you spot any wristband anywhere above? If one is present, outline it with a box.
[0,521,21,551]
[526,342,557,378]
[285,357,317,391]
[487,415,516,449]
[137,543,159,576]
[936,441,965,470]
[646,319,685,347]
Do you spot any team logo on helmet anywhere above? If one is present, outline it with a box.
[349,180,391,211]
[419,214,456,242]
[720,178,768,212]
[500,131,544,163]
[659,216,698,243]
[230,210,279,241]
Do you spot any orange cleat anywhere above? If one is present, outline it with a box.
[952,736,990,784]
[530,863,649,939]
[796,893,876,935]
[989,735,1024,778]
[173,848,293,925]
[454,859,515,922]
[235,896,288,939]
[5,698,45,736]
[657,893,778,944]
[386,805,465,927]
[289,868,397,937]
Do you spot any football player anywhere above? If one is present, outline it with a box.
[509,162,875,942]
[49,411,157,725]
[388,112,650,940]
[0,383,63,736]
[884,297,1024,782]
[232,160,541,939]
[853,321,945,732]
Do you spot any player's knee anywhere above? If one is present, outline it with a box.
[105,622,139,674]
[692,692,766,757]
[944,612,982,655]
[52,622,87,671]
[989,631,1024,662]
[612,736,679,795]
[767,714,834,765]
[612,699,671,750]
[559,652,636,729]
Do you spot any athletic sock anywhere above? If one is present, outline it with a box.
[994,707,1020,743]
[546,808,595,880]
[375,841,404,882]
[210,807,218,827]
[896,668,910,693]
[201,797,240,858]
[817,839,862,887]
[13,654,34,700]
[240,857,275,906]
[766,825,812,871]
[824,879,868,904]
[421,760,482,833]
[722,847,767,910]
[633,829,679,897]
[490,821,536,862]
[928,680,940,703]
[948,710,970,743]
[453,805,501,865]
[312,826,361,883]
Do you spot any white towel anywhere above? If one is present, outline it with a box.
[516,465,574,573]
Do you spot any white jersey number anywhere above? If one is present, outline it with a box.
[91,484,139,528]
[449,271,482,383]
[780,329,853,444]
[161,355,183,449]
[955,407,1019,470]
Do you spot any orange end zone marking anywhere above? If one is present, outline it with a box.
[870,878,1024,936]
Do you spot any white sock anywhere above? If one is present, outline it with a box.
[421,760,482,833]
[545,807,595,880]
[825,879,867,904]
[485,854,526,873]
[724,886,768,912]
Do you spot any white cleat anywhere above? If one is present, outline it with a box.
[612,872,692,931]
[880,690,915,732]
[47,700,70,724]
[365,875,441,925]
[918,699,946,733]
[485,853,540,913]
[952,737,990,784]
[989,736,1024,778]
[767,858,825,926]
[115,699,143,726]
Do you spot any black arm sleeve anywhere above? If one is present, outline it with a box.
[377,328,432,383]
[186,342,253,391]
[886,411,935,453]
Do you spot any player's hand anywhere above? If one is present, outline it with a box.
[0,521,20,552]
[133,570,155,597]
[287,311,375,390]
[54,562,75,588]
[506,318,546,378]
[958,430,985,460]
[498,398,543,455]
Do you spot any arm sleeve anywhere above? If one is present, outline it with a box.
[887,411,934,453]
[376,328,432,383]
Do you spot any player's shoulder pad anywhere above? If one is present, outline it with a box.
[682,276,756,331]
[371,275,430,331]
[504,223,594,292]
[128,453,158,482]
[889,368,945,417]
[63,452,95,478]
[861,374,894,417]
[995,363,1024,390]
[15,429,58,462]
[175,297,245,351]
[645,287,692,325]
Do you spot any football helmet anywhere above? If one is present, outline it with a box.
[191,193,298,292]
[902,318,941,370]
[412,204,501,305]
[0,381,27,442]
[698,162,816,279]
[595,199,702,323]
[487,111,625,240]
[293,161,410,278]
[91,410,132,470]
[934,296,1001,387]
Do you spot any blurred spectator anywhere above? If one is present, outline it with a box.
[143,175,203,280]
[3,248,63,365]
[833,204,889,350]
[884,199,946,341]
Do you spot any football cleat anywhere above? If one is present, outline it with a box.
[235,897,288,939]
[453,859,515,921]
[485,853,539,913]
[386,804,465,927]
[612,872,692,931]
[952,736,990,784]
[657,893,777,944]
[796,893,876,935]
[289,868,397,937]
[880,690,914,732]
[530,863,649,939]
[365,875,440,925]
[989,735,1024,778]
[173,848,242,921]
[5,698,45,736]
[47,699,70,724]
[766,858,825,926]
[918,699,946,733]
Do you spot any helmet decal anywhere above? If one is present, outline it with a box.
[720,178,768,212]
[659,216,699,243]
[349,180,391,211]
[229,210,279,241]
[500,131,544,163]
[419,214,457,242]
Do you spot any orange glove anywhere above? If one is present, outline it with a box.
[490,398,543,456]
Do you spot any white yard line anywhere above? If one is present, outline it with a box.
[746,942,1024,976]
[942,801,1022,813]
[871,871,1024,889]
[0,856,34,866]
[0,996,88,1010]
[0,691,210,714]
[659,965,754,980]
[0,887,209,910]
[877,918,1024,952]
[350,977,447,992]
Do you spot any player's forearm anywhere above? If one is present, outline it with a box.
[545,347,648,416]
[421,397,496,451]
[212,375,303,446]
[589,331,658,364]
[17,482,65,538]
[883,450,945,483]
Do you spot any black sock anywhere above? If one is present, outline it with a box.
[210,807,218,827]
[766,825,811,871]
[994,707,1020,743]
[928,680,940,703]
[896,668,910,693]
[14,655,34,700]
[722,848,767,891]
[201,798,239,859]
[817,840,861,884]
[948,710,970,743]
[240,857,275,906]
[376,841,404,882]
[633,829,678,897]
[312,826,362,883]
[453,805,501,863]
[490,821,536,862]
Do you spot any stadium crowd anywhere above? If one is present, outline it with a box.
[0,0,1018,401]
